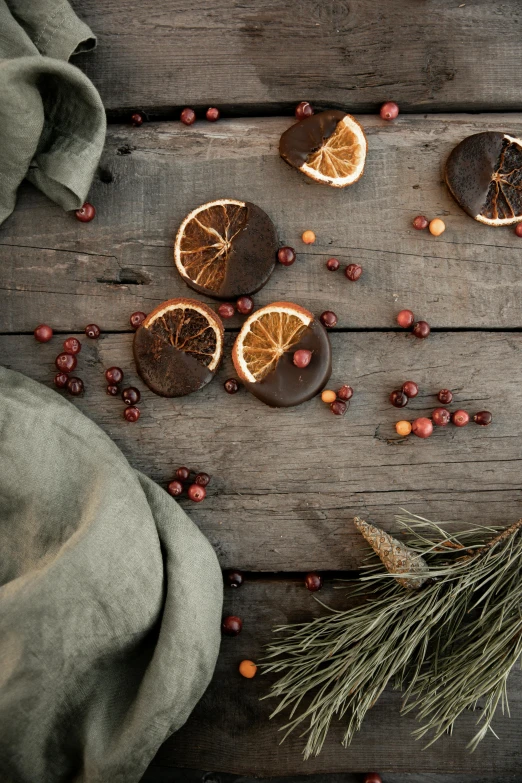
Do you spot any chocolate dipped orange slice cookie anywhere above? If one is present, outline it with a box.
[232,302,331,408]
[174,199,278,299]
[134,298,223,397]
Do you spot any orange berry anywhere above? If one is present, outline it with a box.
[301,230,316,244]
[395,420,412,437]
[429,218,446,236]
[321,389,337,404]
[239,660,257,678]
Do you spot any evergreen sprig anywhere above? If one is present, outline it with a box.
[263,513,522,758]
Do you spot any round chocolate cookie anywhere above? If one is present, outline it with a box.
[232,301,332,408]
[174,199,278,299]
[279,110,367,188]
[445,132,522,226]
[133,298,224,397]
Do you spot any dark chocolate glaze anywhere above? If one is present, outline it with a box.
[445,132,505,218]
[183,202,277,300]
[133,324,214,397]
[244,319,332,408]
[279,110,347,170]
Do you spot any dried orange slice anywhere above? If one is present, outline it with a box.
[174,199,278,298]
[232,302,332,407]
[445,132,522,226]
[133,298,223,397]
[279,110,367,188]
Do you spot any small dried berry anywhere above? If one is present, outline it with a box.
[167,480,184,497]
[106,384,119,396]
[452,409,470,427]
[301,230,316,244]
[85,323,100,339]
[55,353,77,373]
[187,483,206,502]
[390,390,408,408]
[321,389,337,403]
[105,367,123,384]
[293,349,312,368]
[429,218,446,236]
[206,107,220,122]
[515,223,522,237]
[54,372,69,388]
[131,112,143,126]
[124,406,140,422]
[326,257,340,271]
[224,378,240,394]
[380,101,399,120]
[412,417,433,438]
[236,296,254,315]
[63,337,81,355]
[75,202,96,222]
[395,420,412,436]
[473,410,492,426]
[222,616,242,636]
[218,303,236,319]
[295,101,314,120]
[412,320,430,339]
[330,400,347,416]
[180,107,196,125]
[239,660,257,678]
[337,385,353,401]
[437,388,453,404]
[305,572,322,591]
[432,407,451,426]
[412,215,429,230]
[364,775,383,783]
[34,324,53,343]
[176,467,191,481]
[122,387,140,405]
[67,377,84,396]
[345,263,363,281]
[320,310,338,328]
[130,311,147,329]
[277,246,296,266]
[396,309,415,329]
[402,381,418,398]
[226,570,244,588]
[195,472,211,487]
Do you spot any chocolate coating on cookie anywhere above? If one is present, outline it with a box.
[244,319,332,408]
[279,110,347,170]
[445,132,505,219]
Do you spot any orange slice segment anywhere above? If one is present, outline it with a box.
[301,115,367,187]
[233,302,313,384]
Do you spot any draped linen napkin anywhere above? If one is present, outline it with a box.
[0,366,223,783]
[0,0,106,225]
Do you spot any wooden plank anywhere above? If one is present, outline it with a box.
[3,115,522,333]
[70,1,522,114]
[151,578,522,775]
[142,771,521,783]
[2,331,521,571]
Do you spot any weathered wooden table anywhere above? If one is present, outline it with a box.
[2,2,522,780]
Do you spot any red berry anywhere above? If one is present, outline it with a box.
[188,483,206,502]
[85,323,100,339]
[305,572,323,591]
[222,615,242,636]
[412,215,429,230]
[34,324,53,343]
[124,406,140,422]
[180,107,196,125]
[67,377,84,396]
[326,257,340,271]
[206,107,220,122]
[295,101,314,120]
[330,400,347,416]
[122,387,140,405]
[176,466,191,481]
[218,303,235,319]
[364,775,383,783]
[390,390,408,408]
[437,389,453,404]
[380,101,399,120]
[337,385,353,401]
[75,202,96,222]
[167,480,184,497]
[474,410,492,426]
[412,320,430,339]
[106,384,119,396]
[236,296,254,315]
[402,381,419,398]
[55,353,77,373]
[131,112,143,126]
[226,570,244,588]
[345,263,363,281]
[320,310,338,328]
[412,417,433,438]
[396,309,415,329]
[277,246,296,266]
[515,223,522,237]
[224,378,240,394]
[195,472,211,487]
[432,407,451,426]
[293,349,312,368]
[452,409,470,427]
[63,337,81,355]
[105,367,123,384]
[130,311,147,329]
[54,372,68,388]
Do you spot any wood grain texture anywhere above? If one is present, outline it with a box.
[142,771,522,783]
[70,0,522,114]
[2,331,520,571]
[152,579,522,775]
[3,115,522,333]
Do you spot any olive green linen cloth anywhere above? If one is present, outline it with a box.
[0,0,106,225]
[0,365,223,783]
